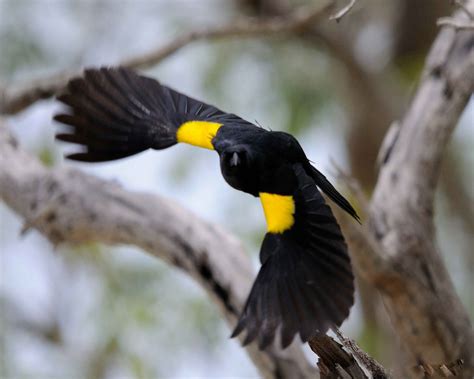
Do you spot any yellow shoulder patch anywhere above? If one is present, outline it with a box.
[176,121,222,150]
[260,193,295,234]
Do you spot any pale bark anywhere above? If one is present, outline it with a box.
[340,3,474,377]
[309,330,388,379]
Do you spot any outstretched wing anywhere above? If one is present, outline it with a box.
[55,67,260,161]
[232,164,354,349]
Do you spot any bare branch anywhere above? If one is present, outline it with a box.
[366,1,474,375]
[0,0,334,115]
[308,329,389,378]
[0,121,316,379]
[437,17,474,29]
[329,0,358,22]
[325,2,474,375]
[333,328,388,378]
[437,0,474,29]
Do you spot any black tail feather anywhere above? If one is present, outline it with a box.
[309,166,361,223]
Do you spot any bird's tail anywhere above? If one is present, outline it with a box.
[309,165,360,222]
[54,67,184,162]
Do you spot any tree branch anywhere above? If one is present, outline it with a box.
[348,2,474,376]
[329,0,358,22]
[323,2,474,376]
[0,0,333,116]
[437,17,474,30]
[309,329,389,379]
[0,121,316,379]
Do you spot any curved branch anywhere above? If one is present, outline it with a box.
[0,122,317,378]
[326,2,474,376]
[360,3,474,376]
[0,0,333,115]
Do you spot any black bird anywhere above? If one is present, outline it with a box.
[54,67,359,350]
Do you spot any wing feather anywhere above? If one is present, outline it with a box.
[55,67,260,162]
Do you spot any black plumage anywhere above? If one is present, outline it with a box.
[55,67,359,350]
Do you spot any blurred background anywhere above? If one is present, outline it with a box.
[0,0,472,378]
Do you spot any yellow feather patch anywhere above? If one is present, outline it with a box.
[176,121,222,150]
[260,193,295,233]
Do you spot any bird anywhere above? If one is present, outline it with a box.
[54,67,359,350]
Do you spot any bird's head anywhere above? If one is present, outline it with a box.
[220,146,250,172]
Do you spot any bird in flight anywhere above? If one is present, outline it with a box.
[55,67,359,350]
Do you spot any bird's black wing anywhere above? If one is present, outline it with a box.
[232,164,354,349]
[55,67,260,162]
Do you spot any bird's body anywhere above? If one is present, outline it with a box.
[55,67,359,350]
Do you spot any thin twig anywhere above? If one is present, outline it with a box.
[437,17,474,29]
[0,0,334,115]
[330,0,358,22]
[124,1,334,68]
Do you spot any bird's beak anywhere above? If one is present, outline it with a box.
[230,152,240,167]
